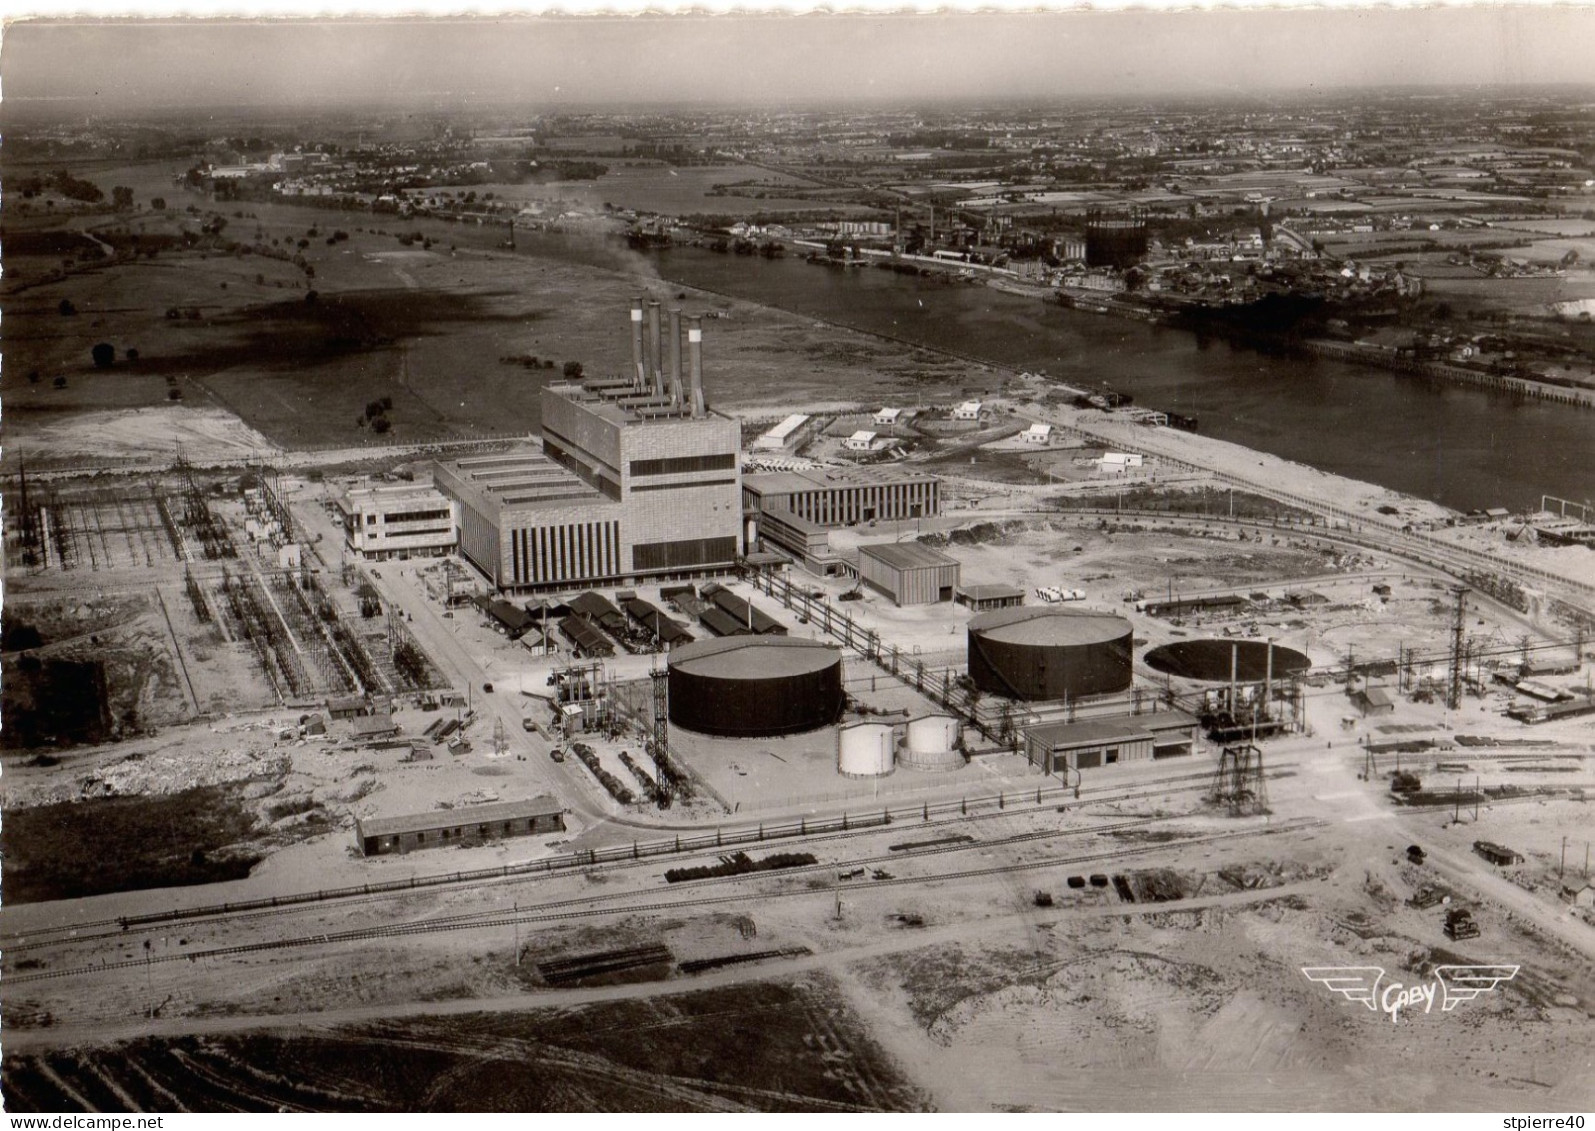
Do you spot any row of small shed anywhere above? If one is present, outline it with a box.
[468,590,697,659]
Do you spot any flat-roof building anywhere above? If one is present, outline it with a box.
[1023,710,1198,775]
[744,465,940,530]
[754,413,812,451]
[432,302,742,592]
[336,481,458,561]
[955,584,1026,611]
[857,541,961,606]
[743,465,942,572]
[356,796,565,856]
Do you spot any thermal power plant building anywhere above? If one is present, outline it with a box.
[967,606,1134,701]
[742,465,942,572]
[667,636,843,738]
[432,302,742,591]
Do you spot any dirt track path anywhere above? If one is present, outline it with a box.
[1,879,1320,1052]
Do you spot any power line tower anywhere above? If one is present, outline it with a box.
[1210,743,1268,816]
[1448,587,1469,710]
[650,657,670,798]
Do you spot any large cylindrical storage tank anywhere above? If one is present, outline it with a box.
[837,722,896,778]
[967,607,1134,701]
[901,714,963,772]
[668,637,843,738]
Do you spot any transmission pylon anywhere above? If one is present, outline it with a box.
[1211,743,1268,816]
[1448,587,1469,710]
[650,657,670,795]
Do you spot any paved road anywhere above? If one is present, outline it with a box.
[288,489,619,828]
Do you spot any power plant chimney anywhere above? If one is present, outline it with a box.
[630,298,646,390]
[668,307,685,408]
[688,315,706,417]
[646,300,664,397]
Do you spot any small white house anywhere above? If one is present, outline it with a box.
[953,401,984,421]
[754,413,811,452]
[872,407,902,427]
[1021,423,1053,445]
[844,430,883,452]
[1098,451,1145,475]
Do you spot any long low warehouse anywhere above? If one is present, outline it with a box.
[1023,710,1199,775]
[356,796,566,856]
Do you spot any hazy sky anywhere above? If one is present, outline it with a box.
[4,9,1594,111]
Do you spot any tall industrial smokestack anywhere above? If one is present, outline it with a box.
[630,299,646,390]
[668,307,685,407]
[646,301,664,397]
[688,315,706,417]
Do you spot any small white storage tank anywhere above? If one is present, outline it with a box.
[837,722,896,778]
[901,714,964,772]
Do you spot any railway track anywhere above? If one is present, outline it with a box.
[2,763,1285,951]
[5,817,1323,987]
[3,809,1188,954]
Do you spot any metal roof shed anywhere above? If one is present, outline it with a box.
[857,541,961,606]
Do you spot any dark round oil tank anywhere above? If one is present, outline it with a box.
[667,637,844,738]
[967,607,1134,701]
[1143,638,1312,681]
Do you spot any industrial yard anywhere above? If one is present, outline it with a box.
[6,390,1595,1110]
[5,27,1595,1109]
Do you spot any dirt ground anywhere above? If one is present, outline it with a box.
[7,768,1594,1110]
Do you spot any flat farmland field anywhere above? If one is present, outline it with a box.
[1,979,926,1112]
[2,162,976,458]
[466,162,846,218]
[1420,272,1595,314]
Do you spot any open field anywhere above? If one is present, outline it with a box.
[1,166,978,458]
[2,977,925,1112]
[457,162,845,219]
[1,786,269,905]
[1417,273,1595,316]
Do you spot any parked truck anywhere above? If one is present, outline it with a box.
[1444,907,1481,941]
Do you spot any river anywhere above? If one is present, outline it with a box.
[519,230,1592,514]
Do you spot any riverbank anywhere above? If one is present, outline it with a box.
[1015,395,1595,603]
[1050,279,1595,409]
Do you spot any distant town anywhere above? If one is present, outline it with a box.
[14,92,1595,402]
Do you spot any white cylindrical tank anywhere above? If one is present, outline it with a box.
[905,714,958,754]
[837,722,896,778]
[900,714,964,772]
